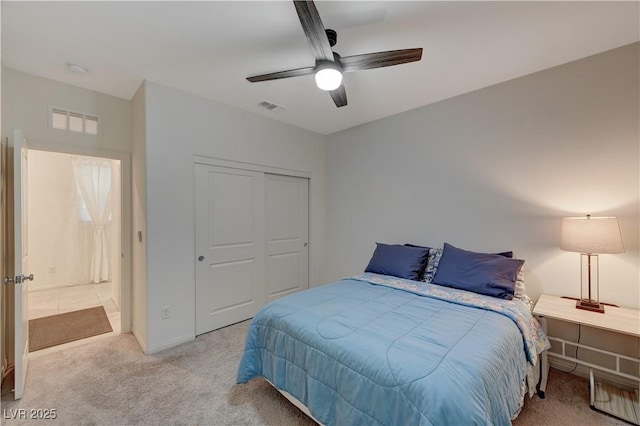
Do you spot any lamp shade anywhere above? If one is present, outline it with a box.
[561,216,625,254]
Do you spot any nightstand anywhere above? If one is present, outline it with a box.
[533,294,640,424]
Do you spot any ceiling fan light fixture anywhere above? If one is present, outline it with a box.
[246,1,422,107]
[314,61,342,91]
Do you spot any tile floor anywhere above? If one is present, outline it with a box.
[28,282,121,355]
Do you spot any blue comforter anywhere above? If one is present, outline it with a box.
[237,274,549,425]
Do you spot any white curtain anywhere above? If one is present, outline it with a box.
[73,157,112,283]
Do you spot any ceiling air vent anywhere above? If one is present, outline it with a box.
[258,100,285,112]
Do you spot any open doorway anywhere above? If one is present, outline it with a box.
[26,149,122,353]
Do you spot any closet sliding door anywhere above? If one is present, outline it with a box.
[195,165,266,335]
[194,163,309,335]
[265,174,309,303]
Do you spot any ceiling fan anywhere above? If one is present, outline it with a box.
[247,0,423,108]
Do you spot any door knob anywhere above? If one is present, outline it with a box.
[198,256,205,262]
[3,274,34,285]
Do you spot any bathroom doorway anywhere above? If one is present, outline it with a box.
[26,149,122,354]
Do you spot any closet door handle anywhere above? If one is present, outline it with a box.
[197,256,205,262]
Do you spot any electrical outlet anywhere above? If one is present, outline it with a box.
[161,306,171,320]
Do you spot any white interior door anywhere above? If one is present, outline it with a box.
[12,130,31,399]
[195,164,265,335]
[0,135,4,391]
[265,174,309,302]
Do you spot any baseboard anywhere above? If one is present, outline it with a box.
[29,282,109,292]
[550,358,639,391]
[144,333,195,355]
[131,329,148,354]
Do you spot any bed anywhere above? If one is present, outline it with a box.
[237,243,550,425]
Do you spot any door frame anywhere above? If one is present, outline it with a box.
[12,129,29,399]
[194,155,311,180]
[25,142,133,333]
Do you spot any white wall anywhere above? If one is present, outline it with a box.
[2,67,133,338]
[28,150,84,289]
[325,43,639,310]
[2,68,131,154]
[325,43,640,388]
[139,81,325,353]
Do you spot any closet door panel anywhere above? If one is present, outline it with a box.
[195,165,265,335]
[265,174,309,302]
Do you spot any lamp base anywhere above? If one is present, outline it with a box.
[576,299,605,314]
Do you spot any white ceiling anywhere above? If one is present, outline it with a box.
[2,1,638,135]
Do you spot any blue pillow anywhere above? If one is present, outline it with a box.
[432,243,524,299]
[495,251,514,258]
[406,244,512,282]
[365,243,430,281]
[404,244,432,280]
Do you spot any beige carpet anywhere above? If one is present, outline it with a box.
[1,320,629,425]
[29,306,113,352]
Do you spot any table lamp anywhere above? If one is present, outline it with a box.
[560,215,624,313]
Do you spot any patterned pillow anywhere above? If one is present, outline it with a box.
[514,268,526,298]
[423,248,443,283]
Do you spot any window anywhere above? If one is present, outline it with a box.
[69,112,84,133]
[51,108,68,130]
[49,106,100,135]
[85,115,99,135]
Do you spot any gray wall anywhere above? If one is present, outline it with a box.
[139,81,326,353]
[325,43,639,310]
[324,43,640,387]
[2,68,131,154]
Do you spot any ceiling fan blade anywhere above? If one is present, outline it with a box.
[294,1,334,62]
[247,66,316,83]
[340,48,423,72]
[329,85,347,107]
